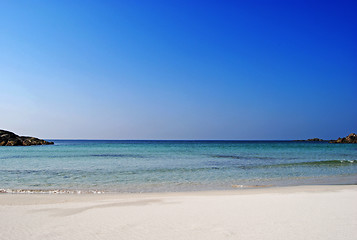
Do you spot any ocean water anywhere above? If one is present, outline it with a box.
[0,140,356,193]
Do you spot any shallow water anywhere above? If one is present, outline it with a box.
[0,140,356,193]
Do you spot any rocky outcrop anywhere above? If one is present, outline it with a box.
[329,133,357,144]
[0,129,54,146]
[306,138,325,142]
[294,138,327,142]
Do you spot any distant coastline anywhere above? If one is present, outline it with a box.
[1,129,356,145]
[0,129,53,146]
[295,133,357,144]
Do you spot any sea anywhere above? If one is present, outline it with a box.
[0,140,356,193]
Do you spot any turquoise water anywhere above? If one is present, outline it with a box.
[0,140,356,193]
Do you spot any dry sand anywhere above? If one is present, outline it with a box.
[0,185,356,240]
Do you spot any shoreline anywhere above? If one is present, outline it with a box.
[1,173,356,195]
[1,183,356,198]
[1,183,356,195]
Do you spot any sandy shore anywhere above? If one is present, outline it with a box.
[0,185,356,240]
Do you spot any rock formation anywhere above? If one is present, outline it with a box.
[306,138,325,142]
[294,138,327,142]
[0,129,54,146]
[329,133,357,144]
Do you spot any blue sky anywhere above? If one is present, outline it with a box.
[1,1,356,140]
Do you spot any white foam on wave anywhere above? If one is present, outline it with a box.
[0,189,105,194]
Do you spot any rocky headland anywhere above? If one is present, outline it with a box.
[0,129,54,146]
[294,138,327,142]
[296,133,357,143]
[329,133,357,144]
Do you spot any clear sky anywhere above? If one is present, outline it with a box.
[1,0,356,140]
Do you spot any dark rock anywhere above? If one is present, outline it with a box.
[306,138,325,142]
[294,138,327,142]
[0,129,54,146]
[329,133,357,144]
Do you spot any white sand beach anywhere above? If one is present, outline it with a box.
[0,185,356,240]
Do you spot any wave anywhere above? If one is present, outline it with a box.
[0,155,41,160]
[210,154,300,160]
[206,159,357,170]
[271,160,357,167]
[89,154,145,158]
[211,154,277,160]
[1,160,355,179]
[0,189,104,194]
[0,153,145,160]
[0,166,222,177]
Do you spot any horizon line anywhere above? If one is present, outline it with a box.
[45,138,324,141]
